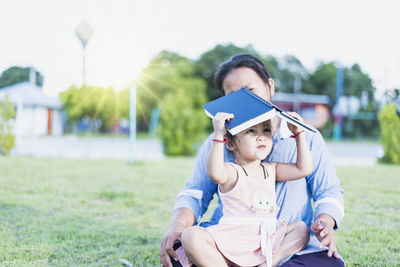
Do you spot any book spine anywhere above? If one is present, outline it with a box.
[277,112,316,133]
[243,88,286,112]
[243,88,274,108]
[243,88,316,133]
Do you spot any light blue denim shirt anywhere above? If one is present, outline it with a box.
[174,123,344,259]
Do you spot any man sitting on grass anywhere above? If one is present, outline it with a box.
[160,54,344,267]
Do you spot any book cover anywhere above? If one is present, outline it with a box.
[202,87,316,135]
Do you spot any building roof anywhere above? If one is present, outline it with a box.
[0,82,62,109]
[272,92,330,105]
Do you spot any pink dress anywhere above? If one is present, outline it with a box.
[206,163,286,267]
[176,163,287,267]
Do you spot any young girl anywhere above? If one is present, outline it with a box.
[179,112,313,267]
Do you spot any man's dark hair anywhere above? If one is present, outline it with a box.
[213,54,272,95]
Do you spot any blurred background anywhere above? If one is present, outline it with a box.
[1,0,400,163]
[1,1,400,266]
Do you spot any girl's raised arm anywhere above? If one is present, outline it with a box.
[206,113,237,187]
[275,112,313,181]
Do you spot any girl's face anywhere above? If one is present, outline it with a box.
[222,67,275,101]
[227,120,273,162]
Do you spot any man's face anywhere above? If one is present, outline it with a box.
[222,67,274,101]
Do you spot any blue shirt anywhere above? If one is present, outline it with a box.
[174,123,344,260]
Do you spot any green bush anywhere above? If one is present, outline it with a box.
[0,95,15,155]
[159,79,208,156]
[60,85,125,132]
[137,51,197,132]
[378,103,400,164]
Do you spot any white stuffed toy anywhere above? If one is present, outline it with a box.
[251,190,279,215]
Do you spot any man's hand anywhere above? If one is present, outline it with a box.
[310,218,339,258]
[160,209,195,267]
[160,221,186,267]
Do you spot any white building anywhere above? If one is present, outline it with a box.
[0,81,64,136]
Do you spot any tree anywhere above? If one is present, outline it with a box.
[59,85,121,132]
[193,43,260,101]
[303,61,378,138]
[0,66,43,88]
[302,62,337,101]
[303,62,375,103]
[341,64,378,138]
[275,55,308,93]
[159,77,208,155]
[344,64,375,100]
[135,51,208,155]
[136,51,196,131]
[193,44,301,98]
[260,55,281,88]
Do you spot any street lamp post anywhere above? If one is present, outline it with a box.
[75,21,93,85]
[286,59,307,113]
[333,67,344,140]
[129,82,137,164]
[293,72,301,112]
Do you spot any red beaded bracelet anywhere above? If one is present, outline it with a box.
[291,130,305,138]
[212,137,228,143]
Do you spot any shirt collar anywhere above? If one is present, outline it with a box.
[279,121,293,139]
[273,120,292,141]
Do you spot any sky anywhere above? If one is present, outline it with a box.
[1,0,399,98]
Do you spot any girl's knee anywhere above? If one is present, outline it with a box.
[293,221,310,243]
[287,221,309,240]
[181,226,196,249]
[181,226,207,250]
[295,220,307,230]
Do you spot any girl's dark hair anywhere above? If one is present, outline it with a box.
[213,54,272,95]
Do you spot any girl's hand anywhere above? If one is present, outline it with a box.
[212,112,234,137]
[286,112,304,135]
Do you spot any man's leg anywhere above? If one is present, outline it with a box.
[181,226,228,267]
[273,221,310,267]
[280,251,345,267]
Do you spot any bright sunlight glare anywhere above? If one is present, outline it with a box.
[86,28,153,92]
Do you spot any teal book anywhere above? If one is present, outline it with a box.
[202,87,316,135]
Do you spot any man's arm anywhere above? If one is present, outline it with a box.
[307,131,344,228]
[160,135,218,267]
[306,131,344,258]
[173,135,219,222]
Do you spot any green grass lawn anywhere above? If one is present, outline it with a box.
[0,156,399,266]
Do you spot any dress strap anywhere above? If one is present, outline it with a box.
[261,163,275,180]
[228,162,247,177]
[261,164,267,180]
